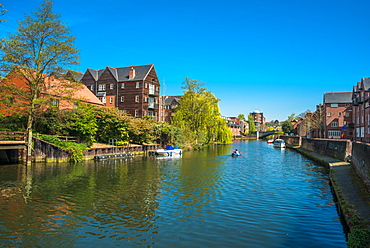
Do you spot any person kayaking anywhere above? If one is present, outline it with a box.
[233,149,240,155]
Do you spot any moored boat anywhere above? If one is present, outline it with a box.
[273,139,286,148]
[267,139,274,143]
[155,145,182,156]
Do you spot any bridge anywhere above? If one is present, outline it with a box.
[258,131,278,139]
[0,131,26,164]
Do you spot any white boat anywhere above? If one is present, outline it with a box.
[267,139,274,143]
[155,145,182,156]
[273,139,286,148]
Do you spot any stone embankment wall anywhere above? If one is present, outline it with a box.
[351,142,370,188]
[33,138,72,162]
[33,138,159,162]
[281,135,370,189]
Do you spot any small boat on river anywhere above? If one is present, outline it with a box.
[155,145,182,156]
[231,150,242,157]
[267,139,274,143]
[273,139,286,148]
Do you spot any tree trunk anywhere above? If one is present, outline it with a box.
[26,113,33,165]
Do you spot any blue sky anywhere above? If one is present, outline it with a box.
[2,0,370,121]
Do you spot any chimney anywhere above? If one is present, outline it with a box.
[129,67,135,79]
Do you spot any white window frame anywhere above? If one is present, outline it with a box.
[135,95,139,102]
[91,85,94,90]
[109,97,113,103]
[121,96,124,102]
[98,84,106,91]
[121,83,125,89]
[110,84,114,89]
[136,82,140,88]
[331,121,338,127]
[331,103,338,107]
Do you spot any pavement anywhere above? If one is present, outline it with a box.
[292,146,370,229]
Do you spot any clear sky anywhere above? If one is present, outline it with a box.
[2,0,370,121]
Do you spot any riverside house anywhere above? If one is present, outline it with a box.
[80,64,161,121]
[0,70,104,116]
[352,77,370,143]
[323,92,353,139]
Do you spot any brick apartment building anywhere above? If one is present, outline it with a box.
[80,64,161,120]
[323,92,353,139]
[249,110,266,131]
[352,77,370,143]
[161,95,181,122]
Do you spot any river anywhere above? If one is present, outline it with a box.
[0,140,347,247]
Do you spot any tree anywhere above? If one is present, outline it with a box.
[238,114,246,121]
[172,77,232,148]
[248,115,256,133]
[282,120,293,134]
[0,0,79,162]
[0,4,7,23]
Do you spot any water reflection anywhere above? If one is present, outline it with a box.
[0,141,346,247]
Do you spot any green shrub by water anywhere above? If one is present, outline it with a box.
[37,134,88,162]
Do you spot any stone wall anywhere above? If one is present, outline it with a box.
[33,138,159,162]
[281,136,352,161]
[352,142,370,188]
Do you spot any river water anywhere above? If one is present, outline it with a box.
[0,140,347,247]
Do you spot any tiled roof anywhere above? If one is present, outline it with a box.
[362,77,370,91]
[324,92,352,104]
[87,64,154,82]
[162,95,182,105]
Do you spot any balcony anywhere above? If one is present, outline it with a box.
[148,103,159,110]
[148,91,160,97]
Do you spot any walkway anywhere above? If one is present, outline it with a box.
[292,147,370,229]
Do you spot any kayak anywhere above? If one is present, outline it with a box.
[231,152,242,157]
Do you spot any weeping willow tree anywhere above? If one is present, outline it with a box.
[172,77,232,148]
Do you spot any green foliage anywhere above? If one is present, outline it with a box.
[95,107,129,144]
[64,104,98,146]
[238,114,246,121]
[282,120,293,134]
[38,134,87,162]
[347,229,370,248]
[128,118,155,144]
[248,115,256,133]
[0,114,27,131]
[172,77,232,148]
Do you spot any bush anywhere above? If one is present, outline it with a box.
[38,134,88,162]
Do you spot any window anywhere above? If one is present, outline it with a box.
[327,112,332,117]
[144,97,147,102]
[149,84,155,94]
[51,99,59,107]
[148,110,154,116]
[91,85,94,90]
[135,95,139,102]
[136,82,140,88]
[328,130,341,138]
[331,103,338,107]
[109,97,113,103]
[331,121,338,127]
[345,103,350,107]
[98,84,106,91]
[121,83,125,89]
[145,83,148,88]
[135,109,138,117]
[338,112,341,116]
[109,84,114,89]
[345,112,350,117]
[144,111,147,116]
[99,97,106,103]
[121,96,124,102]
